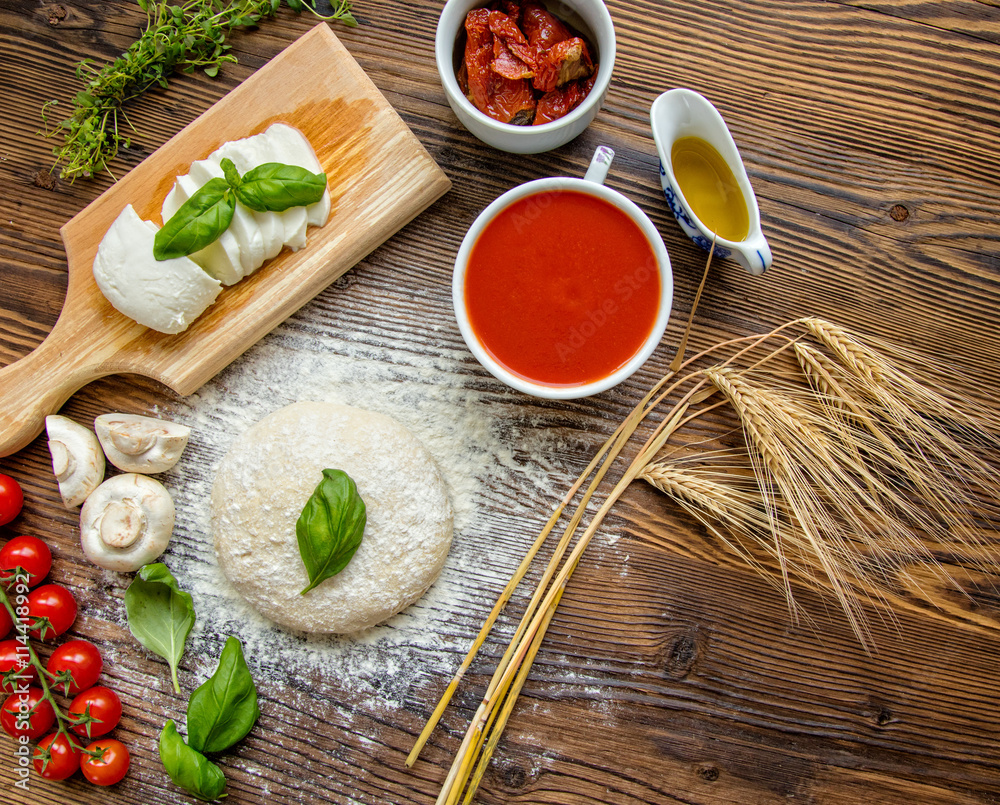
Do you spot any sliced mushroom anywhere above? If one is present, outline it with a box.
[80,474,175,572]
[45,415,105,508]
[94,414,191,474]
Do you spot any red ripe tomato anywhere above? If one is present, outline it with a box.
[69,686,122,738]
[80,738,129,786]
[0,638,38,694]
[0,474,23,527]
[26,583,77,641]
[0,535,52,588]
[46,639,103,696]
[0,603,10,639]
[33,731,82,780]
[1,686,55,739]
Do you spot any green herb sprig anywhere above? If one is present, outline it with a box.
[42,0,356,181]
[153,157,327,260]
[159,636,260,802]
[160,720,228,802]
[297,468,367,595]
[187,636,260,754]
[123,563,196,694]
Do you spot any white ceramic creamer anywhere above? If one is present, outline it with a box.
[651,88,772,275]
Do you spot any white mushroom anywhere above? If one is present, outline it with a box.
[80,474,175,572]
[94,414,191,474]
[45,415,105,508]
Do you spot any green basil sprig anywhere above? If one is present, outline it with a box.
[187,636,260,754]
[158,637,260,801]
[124,563,195,694]
[153,156,327,261]
[234,162,329,213]
[159,720,227,803]
[297,468,367,595]
[154,178,236,261]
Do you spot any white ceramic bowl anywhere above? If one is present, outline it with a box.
[453,148,673,399]
[436,0,616,154]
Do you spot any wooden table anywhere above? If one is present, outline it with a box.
[2,1,1000,803]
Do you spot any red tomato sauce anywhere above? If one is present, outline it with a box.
[464,190,661,387]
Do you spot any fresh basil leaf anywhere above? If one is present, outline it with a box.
[187,636,259,754]
[297,468,366,595]
[154,177,235,260]
[234,162,327,213]
[219,157,242,190]
[124,563,195,694]
[159,720,227,803]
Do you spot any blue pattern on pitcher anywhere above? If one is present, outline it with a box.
[659,162,732,259]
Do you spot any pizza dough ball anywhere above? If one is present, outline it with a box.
[211,402,454,634]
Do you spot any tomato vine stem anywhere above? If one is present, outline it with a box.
[0,579,92,757]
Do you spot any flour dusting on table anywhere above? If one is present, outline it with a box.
[156,308,583,708]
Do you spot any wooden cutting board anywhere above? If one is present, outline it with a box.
[0,23,451,457]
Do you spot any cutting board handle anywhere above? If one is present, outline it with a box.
[0,331,107,457]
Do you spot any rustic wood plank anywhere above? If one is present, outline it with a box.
[1,0,999,803]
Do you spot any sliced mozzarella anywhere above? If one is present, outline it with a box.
[211,124,330,233]
[277,206,309,252]
[93,205,221,335]
[263,124,323,171]
[262,123,331,227]
[161,174,244,286]
[187,159,265,276]
[210,131,271,174]
[209,133,289,259]
[248,208,284,261]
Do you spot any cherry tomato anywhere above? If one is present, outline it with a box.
[47,639,103,696]
[0,603,10,639]
[69,686,122,738]
[26,583,77,641]
[1,686,55,739]
[80,738,129,786]
[0,638,37,694]
[33,731,82,780]
[0,474,23,527]
[0,535,52,588]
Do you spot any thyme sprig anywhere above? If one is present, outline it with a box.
[42,0,356,182]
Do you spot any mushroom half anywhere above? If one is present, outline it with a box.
[80,474,175,572]
[46,415,105,508]
[95,413,191,474]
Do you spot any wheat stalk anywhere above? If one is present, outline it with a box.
[703,365,875,638]
[802,320,1000,562]
[416,317,1000,804]
[701,364,978,645]
[803,317,1000,441]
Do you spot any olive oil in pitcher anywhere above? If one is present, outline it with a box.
[671,136,749,242]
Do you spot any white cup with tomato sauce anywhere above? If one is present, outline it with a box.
[453,146,673,400]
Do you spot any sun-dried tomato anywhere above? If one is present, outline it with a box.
[534,70,597,125]
[460,3,595,126]
[532,37,594,93]
[521,2,571,49]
